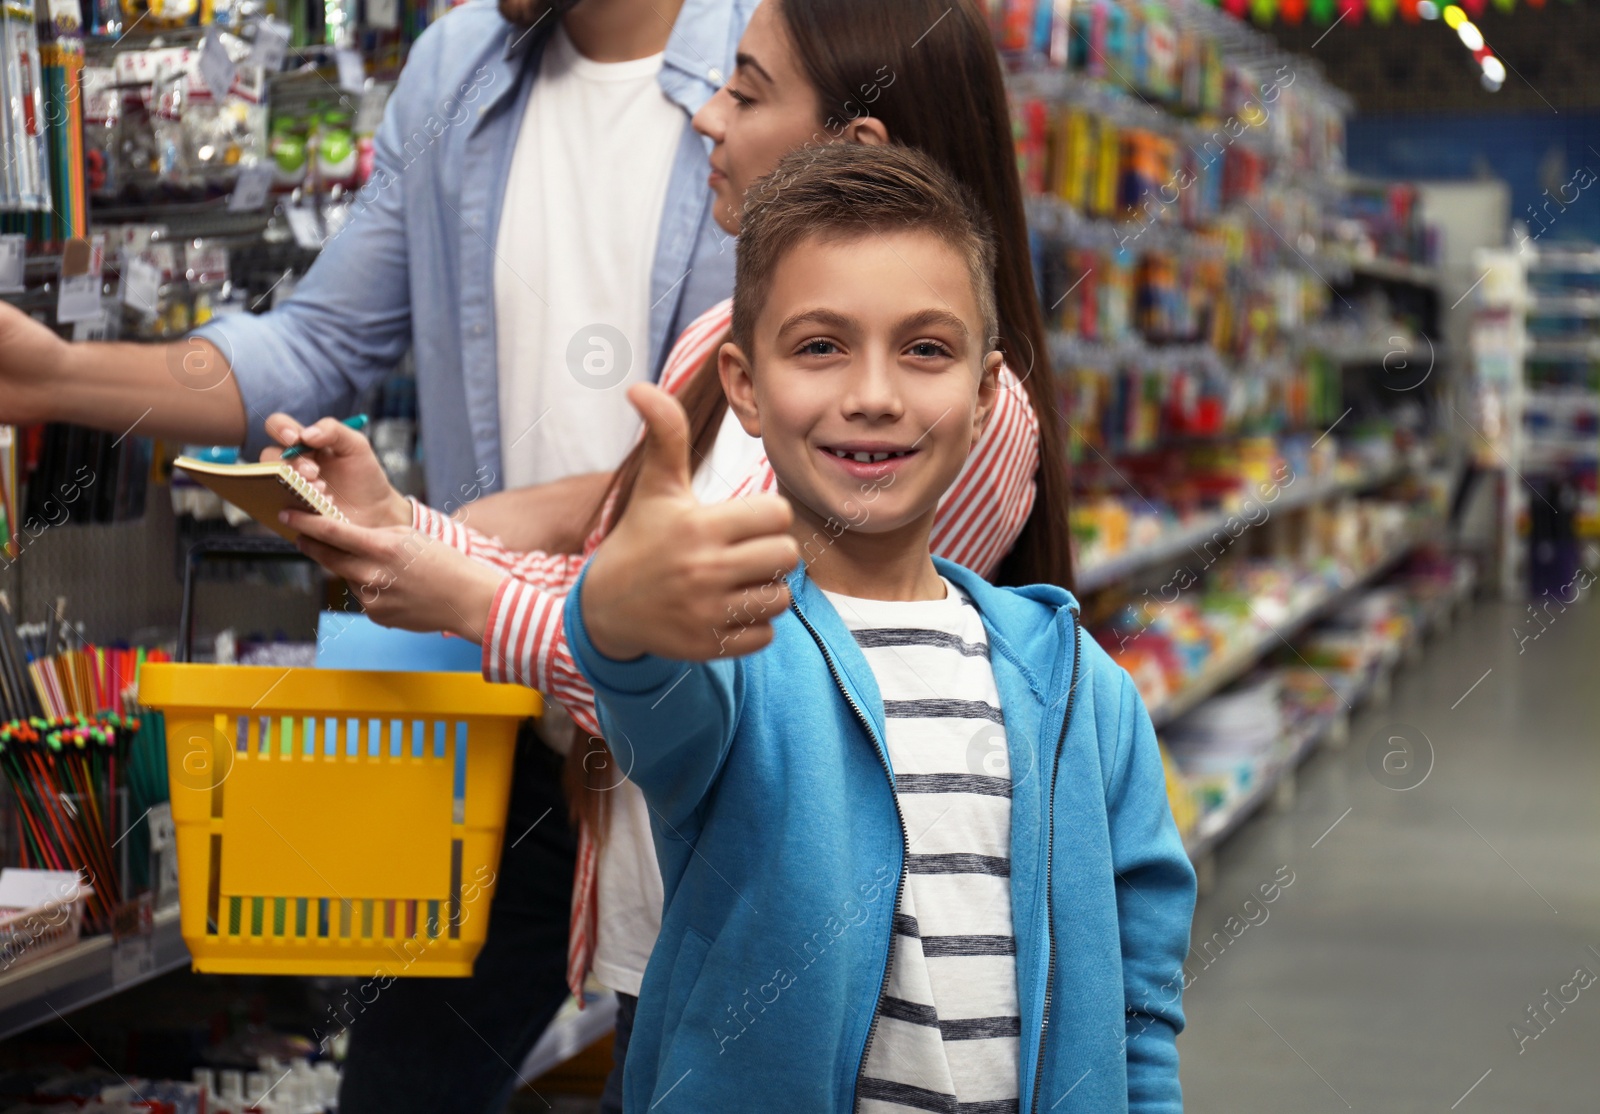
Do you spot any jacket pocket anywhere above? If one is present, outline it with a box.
[663,927,713,1024]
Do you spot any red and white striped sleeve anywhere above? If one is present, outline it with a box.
[410,498,586,589]
[930,364,1040,579]
[482,576,603,737]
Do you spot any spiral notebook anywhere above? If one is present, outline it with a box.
[173,456,348,542]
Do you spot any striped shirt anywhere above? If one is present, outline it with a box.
[823,580,1021,1114]
[409,297,1041,998]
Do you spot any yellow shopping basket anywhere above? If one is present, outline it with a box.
[140,663,540,977]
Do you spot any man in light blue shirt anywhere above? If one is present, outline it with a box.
[0,0,745,530]
[0,1,755,1110]
[192,0,744,510]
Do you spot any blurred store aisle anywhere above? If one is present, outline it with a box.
[1177,598,1600,1113]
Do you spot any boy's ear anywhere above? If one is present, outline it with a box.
[718,340,763,438]
[972,350,1002,448]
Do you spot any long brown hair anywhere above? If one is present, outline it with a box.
[568,0,1075,832]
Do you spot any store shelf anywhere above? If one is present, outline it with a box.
[1527,338,1600,361]
[1,256,70,313]
[1181,559,1467,863]
[1523,443,1599,467]
[1316,340,1398,366]
[1345,257,1439,288]
[0,289,59,313]
[1146,522,1430,729]
[1026,195,1227,259]
[0,904,188,1042]
[1527,294,1600,318]
[1075,463,1407,592]
[90,200,278,245]
[1526,250,1600,274]
[1183,710,1329,863]
[1049,330,1228,374]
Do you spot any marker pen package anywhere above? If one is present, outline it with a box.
[0,0,50,212]
[0,6,14,208]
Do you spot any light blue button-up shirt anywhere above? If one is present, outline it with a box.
[198,0,754,506]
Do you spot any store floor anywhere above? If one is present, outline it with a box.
[1176,596,1600,1113]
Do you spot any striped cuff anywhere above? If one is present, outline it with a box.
[482,574,566,690]
[409,496,470,553]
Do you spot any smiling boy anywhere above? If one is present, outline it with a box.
[570,145,1195,1113]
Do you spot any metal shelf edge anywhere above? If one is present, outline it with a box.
[1147,523,1430,729]
[0,905,187,1042]
[1076,464,1411,592]
[1181,566,1465,862]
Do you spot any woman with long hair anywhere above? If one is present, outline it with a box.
[274,1,1073,1108]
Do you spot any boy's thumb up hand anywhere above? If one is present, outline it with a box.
[582,384,800,663]
[630,383,696,502]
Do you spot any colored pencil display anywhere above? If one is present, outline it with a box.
[0,596,169,931]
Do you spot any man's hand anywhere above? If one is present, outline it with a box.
[264,413,412,528]
[582,383,798,662]
[282,510,506,641]
[0,303,69,425]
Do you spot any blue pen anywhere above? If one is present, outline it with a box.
[281,414,370,460]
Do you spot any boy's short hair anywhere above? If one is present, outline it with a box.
[731,144,999,357]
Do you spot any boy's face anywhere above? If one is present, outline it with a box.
[720,229,999,546]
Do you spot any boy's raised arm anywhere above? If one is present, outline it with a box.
[565,567,741,829]
[565,384,799,825]
[1105,669,1199,1114]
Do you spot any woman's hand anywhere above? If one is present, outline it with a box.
[263,413,411,528]
[281,510,506,641]
[582,384,798,662]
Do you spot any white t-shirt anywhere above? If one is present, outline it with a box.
[494,25,684,489]
[592,425,769,996]
[823,580,1021,1114]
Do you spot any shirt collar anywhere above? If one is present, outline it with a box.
[660,0,743,97]
[502,8,556,61]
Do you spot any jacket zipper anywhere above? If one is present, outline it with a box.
[787,603,909,1114]
[1030,612,1081,1114]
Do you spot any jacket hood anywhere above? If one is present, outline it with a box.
[785,556,1081,702]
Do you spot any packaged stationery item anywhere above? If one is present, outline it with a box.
[37,0,86,243]
[0,0,50,212]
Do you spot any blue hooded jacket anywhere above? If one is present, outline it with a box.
[565,556,1196,1113]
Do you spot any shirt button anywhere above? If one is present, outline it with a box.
[708,67,723,83]
[472,323,487,336]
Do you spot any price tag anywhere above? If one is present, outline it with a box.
[56,274,103,324]
[110,894,156,986]
[251,17,291,73]
[199,27,238,103]
[121,257,163,318]
[227,164,275,213]
[367,0,399,31]
[71,310,110,342]
[0,235,23,294]
[286,206,325,251]
[111,931,154,984]
[336,47,366,94]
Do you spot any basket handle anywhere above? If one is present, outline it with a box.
[178,537,319,664]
